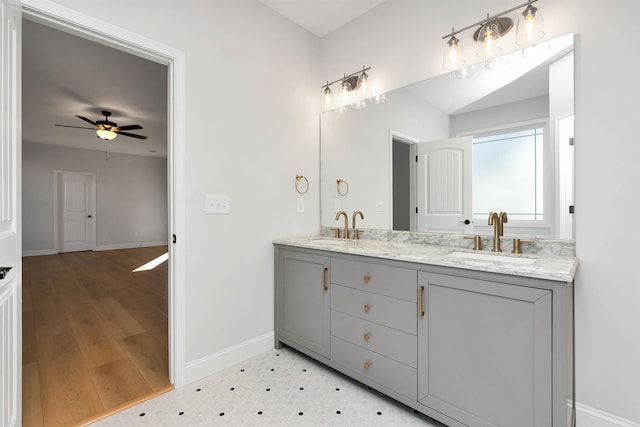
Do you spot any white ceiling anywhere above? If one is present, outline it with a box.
[22,19,168,157]
[257,0,387,37]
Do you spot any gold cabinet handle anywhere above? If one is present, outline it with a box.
[418,285,425,318]
[323,267,328,291]
[364,361,371,370]
[363,274,370,283]
[363,304,370,312]
[364,332,371,341]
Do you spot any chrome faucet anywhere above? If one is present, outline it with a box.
[335,210,348,239]
[488,211,508,252]
[352,210,364,240]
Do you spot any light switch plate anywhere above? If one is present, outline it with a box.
[205,195,231,214]
[296,198,305,213]
[375,200,384,212]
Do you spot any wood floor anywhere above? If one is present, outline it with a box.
[22,246,172,426]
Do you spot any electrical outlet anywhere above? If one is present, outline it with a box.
[296,198,305,213]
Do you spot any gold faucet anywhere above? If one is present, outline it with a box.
[335,210,348,239]
[352,210,364,240]
[488,211,508,252]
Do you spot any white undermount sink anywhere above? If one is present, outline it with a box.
[448,251,536,265]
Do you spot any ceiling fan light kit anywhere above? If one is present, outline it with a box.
[55,110,148,141]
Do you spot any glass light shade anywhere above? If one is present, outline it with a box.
[443,36,465,70]
[454,64,476,79]
[341,79,353,105]
[516,5,544,46]
[96,129,117,140]
[358,72,370,99]
[324,86,333,110]
[485,56,509,69]
[476,20,502,59]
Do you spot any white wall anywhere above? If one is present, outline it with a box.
[43,0,321,376]
[22,141,167,254]
[320,0,640,425]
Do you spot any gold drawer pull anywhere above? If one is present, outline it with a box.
[322,267,328,291]
[418,285,425,318]
[363,274,370,283]
[364,361,371,370]
[364,332,371,341]
[363,304,370,312]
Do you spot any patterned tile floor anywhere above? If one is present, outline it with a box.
[92,346,445,426]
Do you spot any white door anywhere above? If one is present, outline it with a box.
[416,137,472,233]
[59,172,95,253]
[0,0,21,425]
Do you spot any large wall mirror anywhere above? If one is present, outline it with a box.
[320,34,574,239]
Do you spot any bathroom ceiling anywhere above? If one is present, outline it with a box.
[257,0,387,37]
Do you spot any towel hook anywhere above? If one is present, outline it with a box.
[295,174,309,194]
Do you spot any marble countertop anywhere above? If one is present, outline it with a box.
[274,236,578,283]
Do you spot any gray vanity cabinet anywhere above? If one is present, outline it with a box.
[275,244,573,427]
[275,249,331,359]
[418,271,553,427]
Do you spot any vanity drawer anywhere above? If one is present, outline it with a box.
[331,310,417,368]
[331,285,416,334]
[331,336,416,400]
[331,258,416,302]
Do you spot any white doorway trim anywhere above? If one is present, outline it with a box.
[53,170,96,253]
[21,0,187,387]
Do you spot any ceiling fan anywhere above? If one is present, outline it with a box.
[55,110,148,140]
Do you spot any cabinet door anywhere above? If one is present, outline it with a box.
[418,272,552,427]
[277,250,331,358]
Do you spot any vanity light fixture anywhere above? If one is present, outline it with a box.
[442,0,544,70]
[322,66,382,112]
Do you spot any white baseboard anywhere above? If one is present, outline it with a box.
[22,249,57,257]
[23,242,168,257]
[185,332,274,384]
[94,241,168,251]
[576,402,640,427]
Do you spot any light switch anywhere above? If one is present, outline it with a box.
[375,200,384,212]
[205,195,231,214]
[296,198,305,213]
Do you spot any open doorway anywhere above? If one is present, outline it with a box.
[391,133,417,231]
[20,8,184,424]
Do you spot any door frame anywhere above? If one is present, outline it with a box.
[21,0,187,387]
[53,170,96,253]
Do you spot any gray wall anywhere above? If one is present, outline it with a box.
[23,141,167,255]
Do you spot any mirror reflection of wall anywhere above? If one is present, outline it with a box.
[320,34,574,239]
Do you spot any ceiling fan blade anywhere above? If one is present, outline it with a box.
[115,124,143,131]
[76,115,97,126]
[55,124,96,130]
[116,130,148,140]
